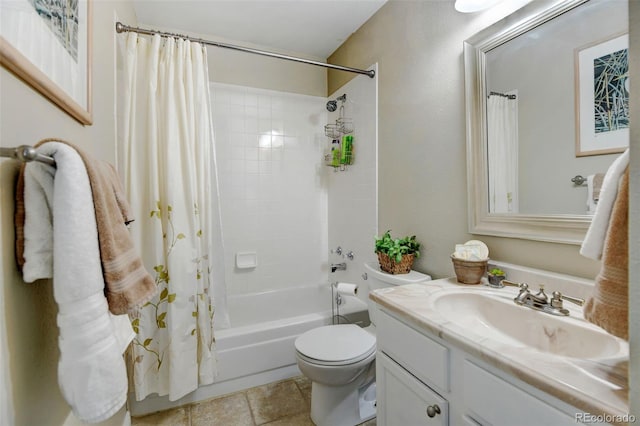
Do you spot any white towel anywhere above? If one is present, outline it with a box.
[21,142,134,423]
[580,149,629,260]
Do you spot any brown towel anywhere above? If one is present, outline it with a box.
[592,172,605,203]
[583,169,628,340]
[14,163,27,267]
[15,139,156,314]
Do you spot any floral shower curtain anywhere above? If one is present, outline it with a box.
[120,33,228,401]
[487,93,519,214]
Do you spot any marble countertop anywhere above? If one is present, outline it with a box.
[370,277,630,423]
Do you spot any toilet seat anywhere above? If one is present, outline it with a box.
[295,324,376,366]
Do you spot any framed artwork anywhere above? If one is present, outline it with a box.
[0,0,92,125]
[575,33,628,157]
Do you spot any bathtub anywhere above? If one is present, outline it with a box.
[130,284,368,416]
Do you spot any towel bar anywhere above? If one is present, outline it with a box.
[571,175,587,186]
[0,145,56,166]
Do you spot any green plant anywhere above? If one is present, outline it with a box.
[374,230,421,263]
[489,268,505,276]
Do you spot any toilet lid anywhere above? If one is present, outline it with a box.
[295,324,376,363]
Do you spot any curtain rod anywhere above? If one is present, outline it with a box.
[115,22,375,79]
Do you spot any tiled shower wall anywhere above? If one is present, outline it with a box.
[210,83,329,295]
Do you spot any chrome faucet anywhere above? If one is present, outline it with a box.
[331,262,347,273]
[502,280,584,316]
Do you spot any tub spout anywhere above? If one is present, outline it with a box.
[331,263,347,273]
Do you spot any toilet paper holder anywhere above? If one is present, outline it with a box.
[331,282,359,325]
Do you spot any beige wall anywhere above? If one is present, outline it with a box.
[0,1,137,424]
[328,0,601,280]
[207,44,327,96]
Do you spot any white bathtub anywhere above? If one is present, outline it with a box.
[131,284,368,416]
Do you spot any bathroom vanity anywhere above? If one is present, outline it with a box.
[370,263,630,426]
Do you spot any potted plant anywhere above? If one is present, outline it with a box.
[374,230,421,275]
[487,267,506,287]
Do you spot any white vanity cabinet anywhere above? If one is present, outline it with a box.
[377,351,448,425]
[376,309,596,426]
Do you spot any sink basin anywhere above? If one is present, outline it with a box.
[431,290,623,359]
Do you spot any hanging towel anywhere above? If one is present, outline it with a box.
[586,173,605,214]
[580,149,629,260]
[19,142,134,423]
[583,169,628,340]
[16,139,156,314]
[592,173,605,203]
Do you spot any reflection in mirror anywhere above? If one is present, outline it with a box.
[485,0,628,216]
[464,0,629,244]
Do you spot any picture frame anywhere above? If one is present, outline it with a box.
[575,32,628,157]
[0,0,92,125]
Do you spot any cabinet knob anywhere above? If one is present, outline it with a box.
[426,404,441,418]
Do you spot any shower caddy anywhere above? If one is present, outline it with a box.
[324,94,355,171]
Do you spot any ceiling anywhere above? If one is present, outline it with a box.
[131,0,388,59]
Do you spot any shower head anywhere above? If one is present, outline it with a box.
[326,94,347,112]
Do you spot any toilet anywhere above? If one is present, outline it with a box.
[294,262,431,426]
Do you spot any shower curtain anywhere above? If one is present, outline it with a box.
[120,33,228,401]
[487,93,519,213]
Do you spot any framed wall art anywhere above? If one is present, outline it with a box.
[0,0,92,125]
[575,33,628,157]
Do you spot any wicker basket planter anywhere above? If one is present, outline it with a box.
[378,252,415,275]
[451,255,488,284]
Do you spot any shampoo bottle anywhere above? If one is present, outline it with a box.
[331,139,341,167]
[341,135,353,165]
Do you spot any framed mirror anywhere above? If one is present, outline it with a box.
[464,0,629,245]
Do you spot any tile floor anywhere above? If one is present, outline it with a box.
[131,376,377,426]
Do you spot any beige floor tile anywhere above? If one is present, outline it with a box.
[131,407,189,426]
[191,392,255,426]
[262,412,314,426]
[292,376,312,404]
[246,379,307,425]
[358,418,377,426]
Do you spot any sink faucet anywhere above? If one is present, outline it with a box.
[331,262,347,273]
[502,280,584,316]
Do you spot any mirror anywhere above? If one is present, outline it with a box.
[464,0,629,244]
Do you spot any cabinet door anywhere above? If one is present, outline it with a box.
[463,361,577,426]
[377,352,448,426]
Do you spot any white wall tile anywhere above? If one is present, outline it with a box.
[211,83,329,296]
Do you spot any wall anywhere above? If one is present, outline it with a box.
[327,0,600,280]
[210,83,329,298]
[487,0,626,215]
[207,46,326,97]
[0,2,137,425]
[326,65,378,308]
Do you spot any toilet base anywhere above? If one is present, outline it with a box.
[310,378,376,426]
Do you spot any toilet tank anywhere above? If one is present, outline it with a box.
[363,262,431,326]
